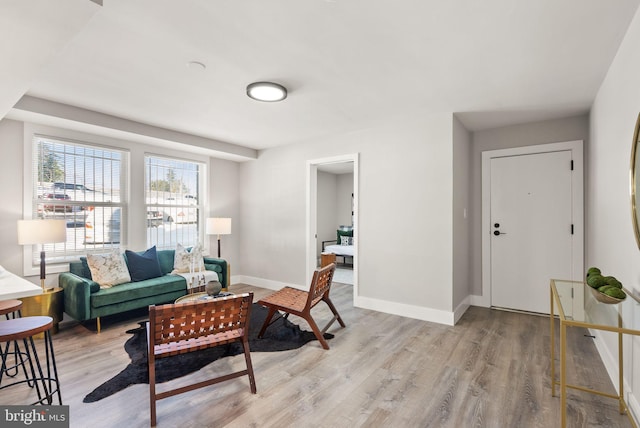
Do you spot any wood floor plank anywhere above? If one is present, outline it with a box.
[0,282,633,427]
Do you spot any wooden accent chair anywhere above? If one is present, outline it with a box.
[257,263,345,350]
[148,293,256,426]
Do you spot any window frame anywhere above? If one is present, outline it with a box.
[22,125,129,276]
[144,153,206,250]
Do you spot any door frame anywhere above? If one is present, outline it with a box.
[480,140,583,308]
[306,153,359,297]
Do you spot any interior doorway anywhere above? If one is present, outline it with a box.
[306,154,358,296]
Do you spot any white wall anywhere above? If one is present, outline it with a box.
[452,115,471,316]
[337,173,354,227]
[237,112,457,322]
[209,157,240,272]
[589,5,640,419]
[317,171,338,256]
[468,114,590,297]
[0,120,28,280]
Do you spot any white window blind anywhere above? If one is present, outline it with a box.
[31,135,127,263]
[145,155,203,249]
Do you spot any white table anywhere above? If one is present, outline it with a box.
[0,265,42,300]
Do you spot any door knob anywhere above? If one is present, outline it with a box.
[493,230,507,236]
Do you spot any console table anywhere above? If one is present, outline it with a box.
[550,279,640,427]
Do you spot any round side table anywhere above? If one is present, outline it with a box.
[21,287,64,334]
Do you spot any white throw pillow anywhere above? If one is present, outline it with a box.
[172,243,205,273]
[86,251,131,289]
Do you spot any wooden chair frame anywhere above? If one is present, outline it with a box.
[257,263,345,350]
[148,293,256,426]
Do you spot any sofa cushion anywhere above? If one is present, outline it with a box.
[125,246,162,282]
[337,229,353,244]
[76,257,93,280]
[172,243,205,273]
[90,274,186,308]
[87,251,131,288]
[156,250,175,275]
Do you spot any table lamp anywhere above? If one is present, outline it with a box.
[206,217,231,258]
[17,219,66,291]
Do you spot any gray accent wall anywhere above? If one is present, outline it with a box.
[468,114,590,297]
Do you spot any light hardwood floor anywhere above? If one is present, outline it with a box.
[1,282,634,427]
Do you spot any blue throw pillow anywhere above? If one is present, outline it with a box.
[125,246,162,282]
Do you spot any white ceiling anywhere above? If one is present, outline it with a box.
[4,0,640,153]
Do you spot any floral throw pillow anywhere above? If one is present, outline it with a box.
[172,243,205,273]
[340,236,353,246]
[86,251,131,289]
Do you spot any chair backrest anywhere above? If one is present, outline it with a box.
[148,293,252,358]
[305,263,336,310]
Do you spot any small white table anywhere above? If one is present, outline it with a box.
[0,266,42,300]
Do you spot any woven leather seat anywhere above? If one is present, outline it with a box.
[148,293,256,426]
[257,263,345,350]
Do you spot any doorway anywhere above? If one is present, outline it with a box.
[481,141,583,314]
[307,154,358,296]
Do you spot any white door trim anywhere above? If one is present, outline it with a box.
[306,153,359,298]
[479,140,584,308]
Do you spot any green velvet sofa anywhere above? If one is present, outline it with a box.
[58,249,228,332]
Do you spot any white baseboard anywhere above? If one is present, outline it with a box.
[453,297,471,324]
[590,328,639,425]
[354,295,456,326]
[234,275,458,326]
[232,275,302,292]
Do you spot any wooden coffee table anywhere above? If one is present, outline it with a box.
[175,291,234,304]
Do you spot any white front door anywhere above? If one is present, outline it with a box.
[489,150,574,314]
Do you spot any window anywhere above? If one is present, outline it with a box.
[31,135,127,264]
[145,155,204,249]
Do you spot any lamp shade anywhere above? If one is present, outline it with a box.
[17,219,67,245]
[206,218,232,235]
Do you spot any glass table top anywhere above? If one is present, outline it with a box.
[551,279,640,333]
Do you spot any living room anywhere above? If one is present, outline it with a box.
[2,1,640,427]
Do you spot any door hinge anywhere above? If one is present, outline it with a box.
[571,287,574,298]
[570,160,574,171]
[571,224,574,235]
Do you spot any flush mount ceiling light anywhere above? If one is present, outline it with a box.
[246,81,287,102]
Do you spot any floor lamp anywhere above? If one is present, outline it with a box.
[17,219,67,291]
[206,217,231,258]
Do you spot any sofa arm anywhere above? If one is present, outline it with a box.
[59,272,99,321]
[203,257,229,289]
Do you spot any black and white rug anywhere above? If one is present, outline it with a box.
[83,304,333,403]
